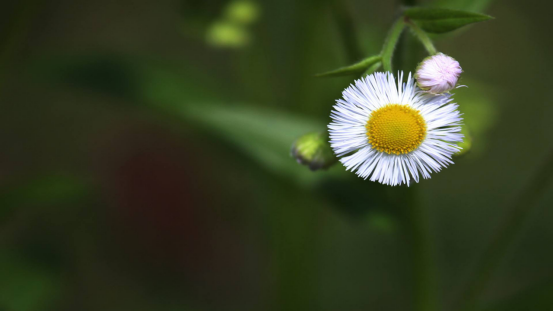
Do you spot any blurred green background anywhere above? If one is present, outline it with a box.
[1,0,553,310]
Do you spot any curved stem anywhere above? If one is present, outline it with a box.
[363,61,381,76]
[406,21,437,55]
[459,148,553,308]
[381,18,405,72]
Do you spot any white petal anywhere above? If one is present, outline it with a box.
[328,71,463,186]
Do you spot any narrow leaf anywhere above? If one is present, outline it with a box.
[315,55,380,77]
[32,55,345,185]
[405,8,493,34]
[0,174,90,224]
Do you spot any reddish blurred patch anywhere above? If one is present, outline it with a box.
[93,123,249,287]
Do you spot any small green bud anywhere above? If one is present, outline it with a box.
[206,21,249,48]
[225,0,259,25]
[291,132,337,171]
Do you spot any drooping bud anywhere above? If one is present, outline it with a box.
[291,132,337,171]
[415,53,462,94]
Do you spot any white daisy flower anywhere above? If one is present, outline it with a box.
[328,72,463,186]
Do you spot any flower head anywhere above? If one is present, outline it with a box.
[415,53,462,94]
[328,72,463,186]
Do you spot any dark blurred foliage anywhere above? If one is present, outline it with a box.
[1,0,553,310]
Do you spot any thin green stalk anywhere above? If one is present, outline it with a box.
[406,21,437,55]
[392,0,437,309]
[459,148,553,308]
[389,8,436,311]
[381,18,406,72]
[363,61,381,76]
[393,186,437,310]
[411,197,437,310]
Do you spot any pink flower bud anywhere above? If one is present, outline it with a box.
[415,53,462,94]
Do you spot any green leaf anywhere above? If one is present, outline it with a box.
[431,0,494,13]
[32,55,346,185]
[184,104,331,183]
[315,55,381,77]
[0,253,61,310]
[404,8,493,34]
[454,78,497,158]
[0,174,90,224]
[487,278,553,310]
[454,125,472,157]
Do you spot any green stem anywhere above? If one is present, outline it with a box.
[363,61,381,76]
[381,18,406,72]
[388,10,436,312]
[459,148,553,308]
[409,190,436,310]
[406,21,437,55]
[392,0,437,308]
[393,186,437,310]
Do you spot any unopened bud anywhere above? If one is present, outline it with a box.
[291,132,337,171]
[225,0,259,25]
[415,53,462,94]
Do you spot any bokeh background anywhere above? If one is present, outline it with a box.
[1,0,553,310]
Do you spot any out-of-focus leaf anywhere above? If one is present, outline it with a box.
[404,8,493,34]
[206,21,250,48]
[0,174,90,223]
[0,253,61,310]
[431,0,494,13]
[184,104,333,184]
[453,78,497,157]
[0,174,89,206]
[35,56,141,100]
[455,125,473,157]
[315,178,388,218]
[367,212,398,233]
[487,278,553,310]
[224,0,259,25]
[315,55,381,78]
[32,55,346,185]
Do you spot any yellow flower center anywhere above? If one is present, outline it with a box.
[366,104,427,155]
